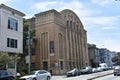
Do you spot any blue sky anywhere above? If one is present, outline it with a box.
[0,0,120,52]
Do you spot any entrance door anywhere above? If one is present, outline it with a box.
[43,61,48,70]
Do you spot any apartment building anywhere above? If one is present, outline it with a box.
[99,48,117,67]
[28,9,89,75]
[88,44,100,67]
[0,4,25,54]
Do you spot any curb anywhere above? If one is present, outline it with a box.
[87,72,113,80]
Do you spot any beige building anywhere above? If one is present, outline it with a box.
[28,9,89,75]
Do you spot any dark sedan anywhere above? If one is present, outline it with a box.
[114,66,120,76]
[0,70,15,80]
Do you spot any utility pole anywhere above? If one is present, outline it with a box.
[27,25,31,73]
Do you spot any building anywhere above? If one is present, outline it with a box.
[88,44,100,67]
[108,51,117,66]
[0,4,25,54]
[99,48,116,67]
[28,9,89,75]
[99,48,108,64]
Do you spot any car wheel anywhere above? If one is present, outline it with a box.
[114,74,116,76]
[47,76,50,80]
[33,78,37,80]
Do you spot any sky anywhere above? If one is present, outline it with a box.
[0,0,120,52]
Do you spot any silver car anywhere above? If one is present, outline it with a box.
[20,70,51,80]
[66,68,79,77]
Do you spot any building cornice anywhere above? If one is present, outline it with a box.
[0,4,25,17]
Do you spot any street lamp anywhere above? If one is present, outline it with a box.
[27,25,31,73]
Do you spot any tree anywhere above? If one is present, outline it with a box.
[23,19,35,54]
[0,51,11,69]
[0,51,20,70]
[112,52,120,65]
[112,56,118,63]
[19,19,36,74]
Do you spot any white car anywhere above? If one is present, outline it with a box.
[97,67,103,72]
[20,70,51,80]
[92,68,97,73]
[99,63,109,71]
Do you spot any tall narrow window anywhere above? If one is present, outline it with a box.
[31,48,35,55]
[15,40,17,48]
[60,61,63,70]
[11,39,14,48]
[7,38,10,47]
[50,41,54,56]
[8,19,10,29]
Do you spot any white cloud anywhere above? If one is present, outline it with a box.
[33,1,57,11]
[24,14,34,19]
[81,16,119,30]
[88,36,120,52]
[97,39,120,52]
[31,0,97,17]
[0,0,9,3]
[83,15,120,52]
[91,0,114,6]
[0,0,17,4]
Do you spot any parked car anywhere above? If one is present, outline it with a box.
[0,70,15,80]
[66,68,78,77]
[97,67,103,72]
[99,63,109,71]
[80,66,92,74]
[114,66,120,76]
[92,68,98,73]
[20,70,51,80]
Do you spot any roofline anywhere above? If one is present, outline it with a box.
[0,4,25,16]
[35,9,58,17]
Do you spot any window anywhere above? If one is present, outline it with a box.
[38,71,47,74]
[31,62,36,70]
[50,41,54,54]
[60,61,63,70]
[7,38,17,48]
[31,48,35,55]
[8,17,18,31]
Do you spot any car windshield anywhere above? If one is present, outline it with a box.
[69,68,76,72]
[28,71,36,75]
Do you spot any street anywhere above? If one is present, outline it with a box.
[51,70,113,80]
[93,74,120,80]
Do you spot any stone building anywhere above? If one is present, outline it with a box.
[28,9,89,75]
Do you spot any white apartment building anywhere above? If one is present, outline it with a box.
[0,4,25,54]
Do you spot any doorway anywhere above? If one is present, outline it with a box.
[43,61,48,70]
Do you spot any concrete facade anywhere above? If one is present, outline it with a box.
[0,4,25,54]
[88,44,100,67]
[29,9,89,75]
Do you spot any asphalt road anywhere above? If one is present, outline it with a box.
[93,74,120,80]
[51,70,113,80]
